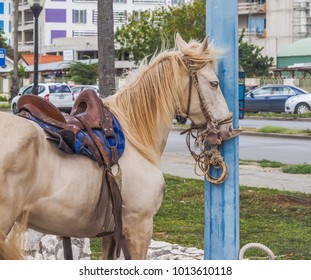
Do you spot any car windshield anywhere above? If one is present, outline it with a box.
[49,85,71,93]
[71,87,81,93]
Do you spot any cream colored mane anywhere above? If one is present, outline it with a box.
[104,40,219,163]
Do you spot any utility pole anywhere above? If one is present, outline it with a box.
[97,0,116,98]
[11,0,19,100]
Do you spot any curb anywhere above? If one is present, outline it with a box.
[171,127,311,140]
[244,116,311,122]
[241,131,311,140]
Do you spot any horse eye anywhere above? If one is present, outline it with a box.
[210,81,219,88]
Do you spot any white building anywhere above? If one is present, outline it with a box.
[238,0,311,63]
[15,0,186,60]
[10,1,311,65]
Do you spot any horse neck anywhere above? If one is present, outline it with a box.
[106,92,175,165]
[156,116,173,157]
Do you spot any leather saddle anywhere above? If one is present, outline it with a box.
[17,89,127,259]
[17,89,121,167]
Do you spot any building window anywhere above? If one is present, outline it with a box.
[0,21,4,32]
[0,3,4,14]
[46,9,67,23]
[73,30,97,37]
[51,30,67,43]
[113,0,127,3]
[132,0,166,4]
[114,11,127,24]
[73,10,87,24]
[92,9,97,24]
[171,0,185,4]
[73,0,97,2]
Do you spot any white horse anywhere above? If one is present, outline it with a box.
[0,34,233,260]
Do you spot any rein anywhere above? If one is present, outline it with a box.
[181,60,242,184]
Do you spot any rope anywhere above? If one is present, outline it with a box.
[182,125,242,184]
[239,243,275,260]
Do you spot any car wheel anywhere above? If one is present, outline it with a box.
[12,103,18,114]
[295,103,310,114]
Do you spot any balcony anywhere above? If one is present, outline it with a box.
[238,28,266,39]
[238,2,266,15]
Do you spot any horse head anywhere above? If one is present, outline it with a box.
[176,33,233,145]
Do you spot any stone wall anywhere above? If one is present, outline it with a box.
[22,230,91,260]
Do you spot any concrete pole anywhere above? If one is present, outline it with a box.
[204,0,240,260]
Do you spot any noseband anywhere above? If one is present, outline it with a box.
[181,59,242,184]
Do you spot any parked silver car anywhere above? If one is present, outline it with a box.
[71,85,99,99]
[285,93,311,114]
[11,83,74,114]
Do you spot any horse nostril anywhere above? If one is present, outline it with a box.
[228,124,233,133]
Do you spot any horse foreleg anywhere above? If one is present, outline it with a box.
[121,217,153,260]
[101,218,153,260]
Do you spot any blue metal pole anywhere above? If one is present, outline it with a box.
[204,0,240,260]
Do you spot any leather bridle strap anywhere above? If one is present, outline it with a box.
[184,61,233,131]
[185,75,193,118]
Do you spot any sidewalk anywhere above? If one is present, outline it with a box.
[161,153,311,194]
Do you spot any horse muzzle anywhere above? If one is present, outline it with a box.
[205,122,233,145]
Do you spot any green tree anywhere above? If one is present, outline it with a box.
[239,30,274,77]
[68,62,98,85]
[116,2,273,77]
[9,65,25,78]
[115,0,206,64]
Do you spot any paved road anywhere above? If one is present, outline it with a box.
[239,134,311,164]
[162,127,311,193]
[165,130,311,164]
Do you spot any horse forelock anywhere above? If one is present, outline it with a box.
[105,41,219,163]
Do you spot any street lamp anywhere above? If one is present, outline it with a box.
[29,0,46,95]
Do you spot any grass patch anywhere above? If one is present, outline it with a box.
[241,159,311,174]
[256,159,285,168]
[258,125,311,135]
[283,164,311,174]
[155,175,311,260]
[245,111,311,119]
[0,102,10,109]
[91,174,311,260]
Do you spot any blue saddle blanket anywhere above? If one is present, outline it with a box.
[28,114,125,162]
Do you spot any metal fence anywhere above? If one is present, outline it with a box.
[246,77,311,92]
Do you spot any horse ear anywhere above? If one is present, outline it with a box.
[176,33,188,52]
[200,36,209,52]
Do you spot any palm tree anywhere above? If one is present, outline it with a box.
[97,0,116,98]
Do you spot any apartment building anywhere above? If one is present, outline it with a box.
[2,1,310,65]
[12,0,186,60]
[238,0,311,63]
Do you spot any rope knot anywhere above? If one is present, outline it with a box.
[182,124,242,185]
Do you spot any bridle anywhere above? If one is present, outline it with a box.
[180,59,242,184]
[183,59,233,132]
